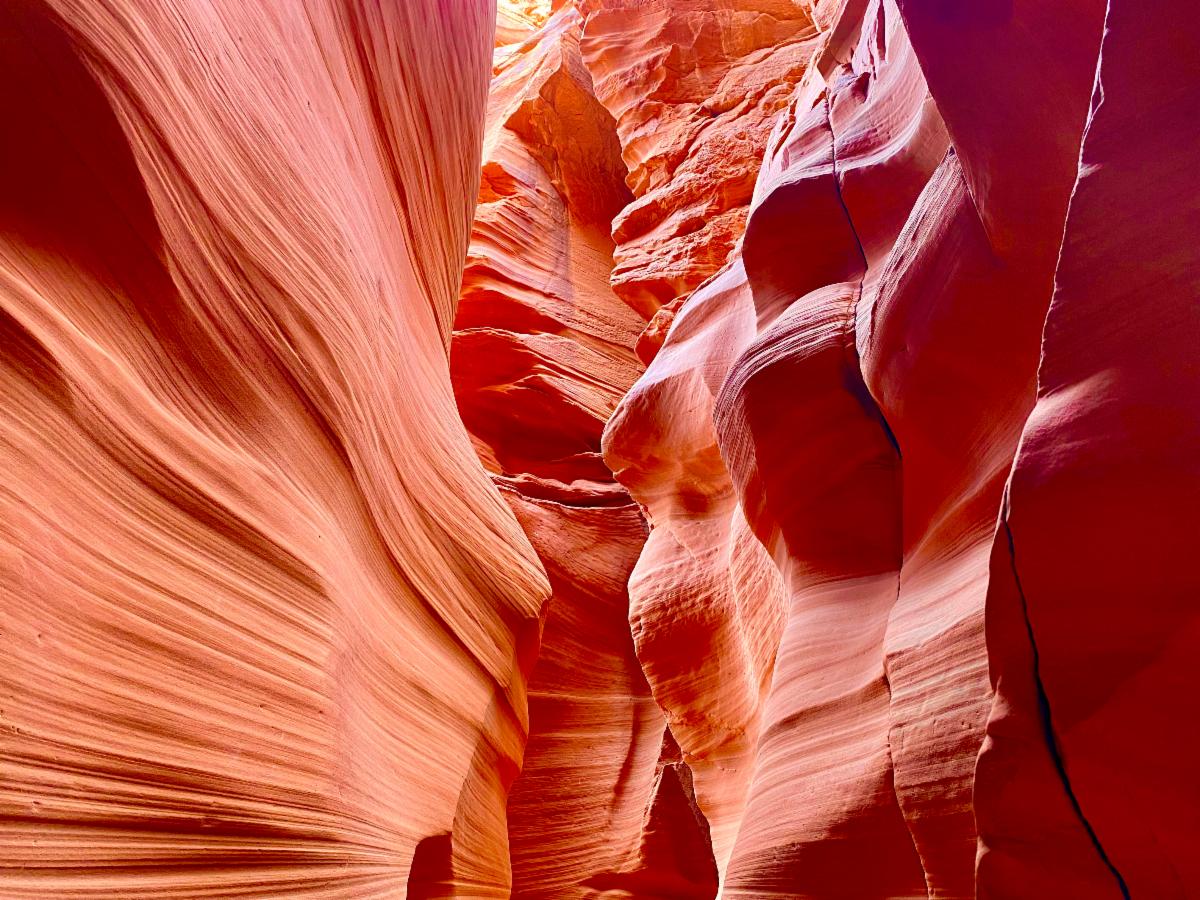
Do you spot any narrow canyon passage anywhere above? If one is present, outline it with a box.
[1,0,1197,898]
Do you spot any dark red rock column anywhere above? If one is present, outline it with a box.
[978,0,1200,894]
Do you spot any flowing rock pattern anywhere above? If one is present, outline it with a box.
[0,1,549,896]
[605,259,788,880]
[3,0,1198,897]
[453,4,716,896]
[579,0,822,321]
[608,0,1196,895]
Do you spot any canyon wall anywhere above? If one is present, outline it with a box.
[451,9,669,895]
[2,0,1198,897]
[489,0,1200,896]
[0,0,548,896]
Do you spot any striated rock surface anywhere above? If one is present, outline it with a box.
[579,0,823,320]
[4,0,1197,897]
[854,0,1109,893]
[0,1,549,896]
[707,11,954,882]
[456,2,640,494]
[605,259,788,880]
[608,0,1195,895]
[692,3,955,894]
[452,4,714,896]
[592,0,829,877]
[498,494,665,898]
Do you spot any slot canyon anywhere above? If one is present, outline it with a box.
[1,0,1198,897]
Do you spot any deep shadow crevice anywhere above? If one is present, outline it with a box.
[1001,512,1131,899]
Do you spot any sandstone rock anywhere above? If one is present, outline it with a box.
[496,0,551,47]
[499,493,662,898]
[712,3,955,894]
[0,1,548,895]
[978,0,1200,894]
[456,5,641,491]
[4,0,1196,896]
[451,5,707,895]
[604,259,787,880]
[579,0,823,319]
[854,0,1109,889]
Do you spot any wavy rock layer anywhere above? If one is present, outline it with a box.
[600,0,1198,896]
[579,0,822,324]
[452,5,714,896]
[0,1,549,897]
[4,0,1198,898]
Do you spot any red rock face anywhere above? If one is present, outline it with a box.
[0,0,548,896]
[605,259,788,880]
[976,2,1200,895]
[450,6,674,894]
[579,0,822,320]
[4,0,1197,897]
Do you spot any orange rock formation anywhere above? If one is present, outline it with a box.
[1,1,547,895]
[3,0,1197,897]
